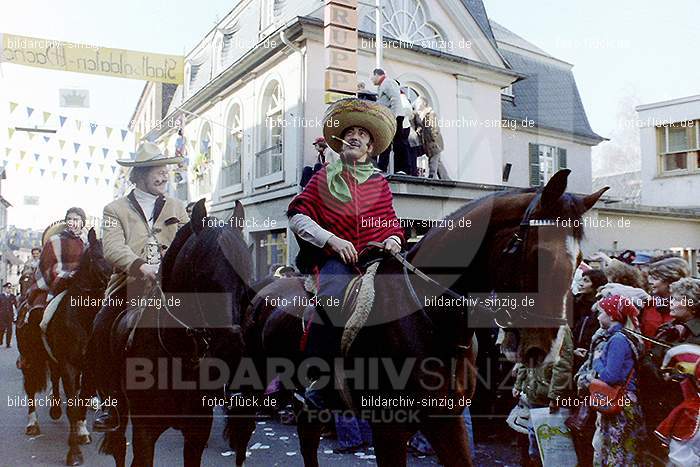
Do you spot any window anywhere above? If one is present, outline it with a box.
[364,0,446,51]
[223,103,243,188]
[256,81,284,180]
[193,122,213,195]
[657,122,699,174]
[529,143,567,186]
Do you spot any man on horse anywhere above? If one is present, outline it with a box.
[287,98,404,406]
[87,141,187,432]
[23,208,87,315]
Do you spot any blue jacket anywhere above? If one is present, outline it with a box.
[592,324,637,392]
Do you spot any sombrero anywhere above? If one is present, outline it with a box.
[116,141,184,167]
[323,98,396,156]
[42,221,66,247]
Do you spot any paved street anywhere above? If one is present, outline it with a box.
[0,335,518,466]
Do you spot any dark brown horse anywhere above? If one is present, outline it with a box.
[99,199,252,467]
[226,170,608,466]
[45,227,112,465]
[16,228,111,465]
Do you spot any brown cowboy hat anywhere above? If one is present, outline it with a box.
[41,221,66,247]
[323,98,396,156]
[116,141,184,167]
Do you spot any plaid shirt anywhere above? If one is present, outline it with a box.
[26,229,85,307]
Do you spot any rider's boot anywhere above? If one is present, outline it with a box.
[92,392,120,432]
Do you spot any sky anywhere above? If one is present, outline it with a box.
[1,0,698,229]
[483,0,700,139]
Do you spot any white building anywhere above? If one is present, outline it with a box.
[636,95,700,208]
[131,0,611,277]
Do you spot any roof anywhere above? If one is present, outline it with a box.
[499,48,604,142]
[490,20,551,57]
[461,0,498,50]
[593,171,642,204]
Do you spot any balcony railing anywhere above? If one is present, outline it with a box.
[255,143,283,179]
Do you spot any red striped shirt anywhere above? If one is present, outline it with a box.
[288,166,404,255]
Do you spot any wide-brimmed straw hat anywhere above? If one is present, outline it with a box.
[42,221,66,247]
[116,141,184,167]
[323,98,396,156]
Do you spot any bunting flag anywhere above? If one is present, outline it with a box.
[73,175,78,183]
[40,168,45,176]
[90,123,97,134]
[75,121,82,131]
[20,151,26,160]
[84,176,89,184]
[48,156,54,164]
[111,166,117,173]
[94,178,100,185]
[59,139,66,150]
[15,163,21,171]
[129,152,135,160]
[105,178,110,185]
[7,128,14,139]
[105,127,113,138]
[120,129,128,141]
[59,116,67,127]
[51,170,57,179]
[27,107,34,118]
[9,102,18,113]
[4,148,10,157]
[61,158,67,166]
[43,136,50,143]
[28,133,35,140]
[73,143,80,153]
[34,153,40,162]
[99,163,105,172]
[102,148,109,158]
[116,150,123,158]
[73,160,79,169]
[28,166,34,174]
[62,173,68,181]
[43,111,51,124]
[86,162,92,170]
[89,146,95,156]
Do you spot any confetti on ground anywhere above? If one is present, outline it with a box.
[264,427,273,431]
[354,452,365,456]
[250,442,262,450]
[323,449,333,454]
[265,432,274,436]
[279,436,289,440]
[259,445,270,450]
[221,451,233,457]
[257,421,266,425]
[285,452,297,456]
[361,455,376,460]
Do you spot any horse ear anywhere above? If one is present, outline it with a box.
[87,227,97,245]
[191,198,207,235]
[581,186,609,212]
[541,169,570,207]
[229,200,245,231]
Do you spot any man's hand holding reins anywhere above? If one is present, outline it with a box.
[327,235,358,264]
[139,263,159,283]
[382,237,401,255]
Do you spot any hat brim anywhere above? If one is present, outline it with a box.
[323,99,396,156]
[116,155,184,167]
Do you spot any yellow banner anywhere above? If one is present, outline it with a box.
[0,33,184,84]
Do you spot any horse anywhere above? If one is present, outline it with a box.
[99,199,253,467]
[15,227,110,466]
[226,169,608,466]
[42,227,112,465]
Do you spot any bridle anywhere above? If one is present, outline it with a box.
[373,190,569,328]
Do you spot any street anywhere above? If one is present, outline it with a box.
[0,338,519,466]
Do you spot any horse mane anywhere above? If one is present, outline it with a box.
[161,221,194,291]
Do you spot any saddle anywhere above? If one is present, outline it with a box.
[302,261,381,355]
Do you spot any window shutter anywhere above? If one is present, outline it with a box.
[558,147,567,169]
[529,143,540,186]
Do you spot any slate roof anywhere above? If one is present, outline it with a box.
[461,0,498,50]
[593,171,641,204]
[493,22,604,142]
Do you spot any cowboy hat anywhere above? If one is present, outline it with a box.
[323,98,396,156]
[41,221,66,247]
[116,141,184,167]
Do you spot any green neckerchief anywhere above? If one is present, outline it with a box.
[326,158,376,203]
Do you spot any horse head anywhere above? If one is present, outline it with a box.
[76,227,111,294]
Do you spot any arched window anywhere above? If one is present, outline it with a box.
[364,0,446,51]
[193,122,212,194]
[223,103,243,188]
[256,81,284,179]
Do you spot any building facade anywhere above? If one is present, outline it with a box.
[131,0,609,278]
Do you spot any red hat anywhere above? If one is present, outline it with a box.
[598,294,639,328]
[312,136,326,146]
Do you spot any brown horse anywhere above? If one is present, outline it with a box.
[99,199,253,467]
[225,169,608,466]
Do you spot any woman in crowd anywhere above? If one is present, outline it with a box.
[641,257,690,339]
[412,96,451,180]
[573,269,609,368]
[576,294,646,466]
[603,257,647,290]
